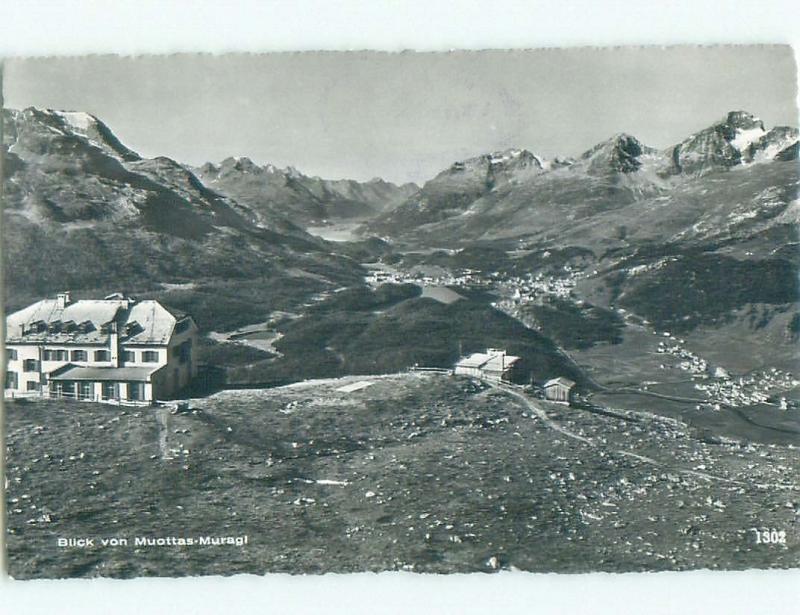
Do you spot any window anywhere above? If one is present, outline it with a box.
[174,318,191,334]
[124,321,142,336]
[48,350,68,361]
[71,350,88,361]
[127,382,145,401]
[26,381,40,392]
[122,351,135,362]
[6,348,17,361]
[43,350,53,361]
[102,382,119,400]
[5,371,18,389]
[94,350,111,362]
[178,340,192,364]
[23,359,39,372]
[78,382,93,400]
[142,351,159,363]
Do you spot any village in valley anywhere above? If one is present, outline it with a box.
[6,246,800,579]
[359,258,800,416]
[3,48,799,580]
[8,244,797,430]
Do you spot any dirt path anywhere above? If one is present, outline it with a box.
[493,382,593,445]
[155,406,171,460]
[488,381,778,490]
[614,450,746,486]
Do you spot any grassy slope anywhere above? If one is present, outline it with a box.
[6,373,798,578]
[226,285,584,387]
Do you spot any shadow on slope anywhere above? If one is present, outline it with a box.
[226,284,586,388]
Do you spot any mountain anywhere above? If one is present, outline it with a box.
[363,110,798,371]
[579,133,656,174]
[369,148,561,235]
[2,108,141,162]
[4,106,797,384]
[666,111,799,175]
[2,107,364,330]
[365,111,798,245]
[194,157,417,227]
[367,140,670,243]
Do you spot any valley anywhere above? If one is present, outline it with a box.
[3,105,799,577]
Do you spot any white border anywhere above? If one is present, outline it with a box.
[0,0,799,55]
[2,1,799,614]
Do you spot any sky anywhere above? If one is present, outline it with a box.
[4,46,798,184]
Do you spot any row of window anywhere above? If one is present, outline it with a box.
[52,381,146,401]
[5,372,147,399]
[8,349,162,366]
[5,372,40,391]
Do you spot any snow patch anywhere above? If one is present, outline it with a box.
[728,210,758,224]
[730,126,765,152]
[750,136,799,163]
[627,257,676,276]
[775,199,800,225]
[54,111,95,132]
[336,381,375,393]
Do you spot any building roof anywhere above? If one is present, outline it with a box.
[483,354,520,372]
[456,353,493,368]
[48,364,164,382]
[544,377,576,389]
[125,300,182,345]
[5,297,187,346]
[455,349,520,371]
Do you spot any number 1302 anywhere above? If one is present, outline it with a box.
[752,528,787,544]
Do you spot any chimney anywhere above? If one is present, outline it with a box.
[56,291,72,309]
[109,320,120,367]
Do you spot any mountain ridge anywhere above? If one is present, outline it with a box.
[2,105,798,389]
[365,110,798,243]
[1,106,366,330]
[194,155,418,226]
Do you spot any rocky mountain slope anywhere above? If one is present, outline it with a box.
[366,111,798,363]
[3,106,797,382]
[0,107,593,387]
[1,107,364,326]
[367,111,798,246]
[194,157,417,227]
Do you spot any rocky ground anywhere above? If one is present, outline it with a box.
[5,372,799,579]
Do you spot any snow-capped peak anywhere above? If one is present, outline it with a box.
[485,149,546,172]
[52,110,96,132]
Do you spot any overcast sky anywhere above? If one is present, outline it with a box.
[4,46,797,184]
